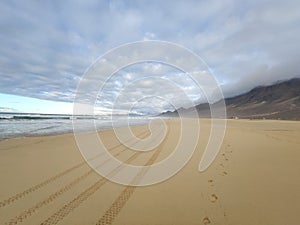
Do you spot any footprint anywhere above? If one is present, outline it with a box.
[210,194,218,203]
[222,171,228,175]
[219,163,224,167]
[203,216,211,224]
[208,179,214,186]
[222,153,229,160]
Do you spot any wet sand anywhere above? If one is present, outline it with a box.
[0,119,299,225]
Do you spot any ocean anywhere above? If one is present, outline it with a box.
[0,112,152,140]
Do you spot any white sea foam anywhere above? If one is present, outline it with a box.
[0,113,152,140]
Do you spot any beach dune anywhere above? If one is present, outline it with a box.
[0,119,299,225]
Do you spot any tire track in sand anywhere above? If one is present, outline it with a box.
[0,162,85,208]
[0,129,150,208]
[95,126,170,225]
[4,130,152,225]
[40,152,141,225]
[40,126,167,225]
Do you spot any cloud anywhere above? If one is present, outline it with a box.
[0,0,300,114]
[0,107,20,113]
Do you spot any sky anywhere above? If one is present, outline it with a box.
[0,0,300,114]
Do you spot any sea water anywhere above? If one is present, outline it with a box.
[0,113,152,140]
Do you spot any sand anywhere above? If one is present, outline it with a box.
[0,119,299,225]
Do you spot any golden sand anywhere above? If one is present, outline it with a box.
[0,119,299,225]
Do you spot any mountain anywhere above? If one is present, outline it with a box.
[160,78,300,120]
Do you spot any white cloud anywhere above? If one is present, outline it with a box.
[0,0,300,114]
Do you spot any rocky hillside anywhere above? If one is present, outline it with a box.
[160,78,300,120]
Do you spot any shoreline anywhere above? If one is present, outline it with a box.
[0,116,157,142]
[1,117,299,142]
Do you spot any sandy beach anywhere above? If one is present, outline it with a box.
[0,119,299,225]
